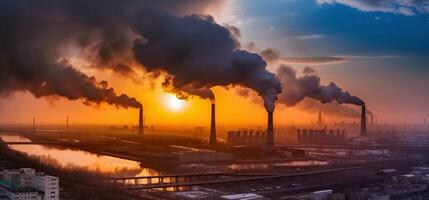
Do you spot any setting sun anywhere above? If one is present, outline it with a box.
[164,94,185,111]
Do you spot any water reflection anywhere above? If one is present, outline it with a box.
[0,134,160,177]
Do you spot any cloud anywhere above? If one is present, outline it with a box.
[281,56,347,65]
[295,34,327,41]
[317,0,429,16]
[260,48,346,65]
[259,48,402,65]
[338,55,403,60]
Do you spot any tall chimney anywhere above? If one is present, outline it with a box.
[370,114,374,127]
[32,117,36,133]
[318,110,322,127]
[138,107,144,135]
[266,111,274,146]
[361,104,367,136]
[209,102,217,146]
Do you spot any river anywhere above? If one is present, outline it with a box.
[0,134,160,178]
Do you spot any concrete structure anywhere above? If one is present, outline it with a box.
[138,107,144,135]
[227,130,266,145]
[361,104,367,136]
[0,168,59,200]
[0,179,41,200]
[32,173,59,200]
[209,103,217,146]
[266,111,274,146]
[297,129,347,145]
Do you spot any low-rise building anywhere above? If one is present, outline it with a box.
[0,168,59,200]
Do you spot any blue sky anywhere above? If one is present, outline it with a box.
[223,0,429,123]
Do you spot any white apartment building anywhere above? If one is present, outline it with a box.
[32,173,59,200]
[0,168,59,200]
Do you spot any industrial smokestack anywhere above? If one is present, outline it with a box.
[138,107,144,135]
[266,112,274,146]
[370,114,374,127]
[33,117,36,133]
[209,102,217,146]
[318,110,322,127]
[361,104,367,136]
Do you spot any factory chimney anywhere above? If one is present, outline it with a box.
[209,101,217,146]
[32,117,36,133]
[361,104,367,136]
[370,114,374,127]
[318,110,322,127]
[266,111,274,146]
[138,107,144,135]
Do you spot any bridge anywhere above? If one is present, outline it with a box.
[103,172,275,190]
[106,165,376,192]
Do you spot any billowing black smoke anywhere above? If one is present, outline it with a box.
[0,0,152,108]
[0,0,280,112]
[133,12,281,111]
[277,65,364,107]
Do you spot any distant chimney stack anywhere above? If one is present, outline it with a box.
[33,117,36,133]
[209,102,217,146]
[318,110,322,127]
[138,107,144,135]
[361,104,367,136]
[370,114,374,127]
[266,111,274,146]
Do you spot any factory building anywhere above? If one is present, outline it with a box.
[297,129,347,145]
[227,130,266,145]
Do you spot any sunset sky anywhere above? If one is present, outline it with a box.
[1,0,428,127]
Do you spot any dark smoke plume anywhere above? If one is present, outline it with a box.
[276,65,364,106]
[0,0,145,108]
[132,12,281,111]
[1,0,280,111]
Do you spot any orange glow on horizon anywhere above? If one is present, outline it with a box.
[0,67,361,128]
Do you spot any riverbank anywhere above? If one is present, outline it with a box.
[0,139,149,200]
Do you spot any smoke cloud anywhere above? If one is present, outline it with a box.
[0,1,143,108]
[1,0,280,111]
[132,11,281,111]
[297,99,361,118]
[277,65,364,107]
